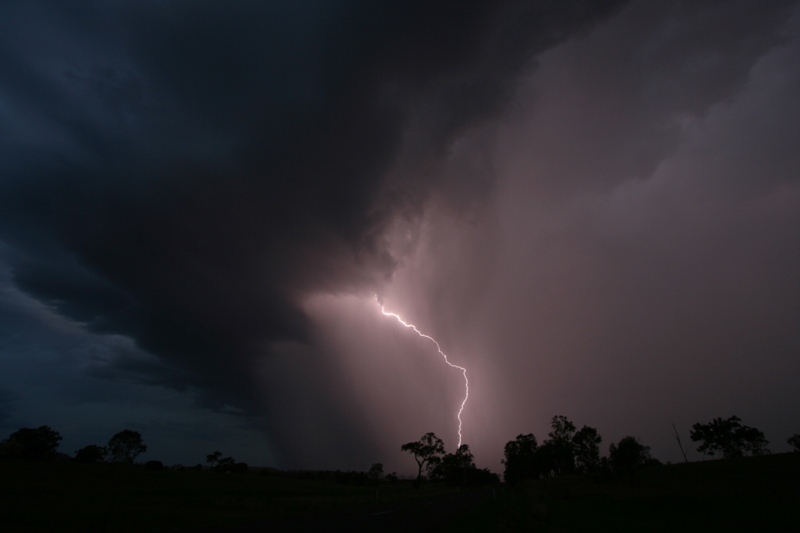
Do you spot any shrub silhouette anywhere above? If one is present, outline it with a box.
[74,445,107,464]
[144,460,164,471]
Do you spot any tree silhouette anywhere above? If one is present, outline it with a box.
[1,426,62,460]
[609,436,650,476]
[788,434,800,453]
[435,444,476,485]
[206,451,222,467]
[502,433,539,484]
[547,415,577,475]
[401,432,445,487]
[215,456,237,472]
[107,430,147,464]
[368,462,384,482]
[573,425,602,473]
[548,415,577,442]
[75,444,107,464]
[690,416,769,458]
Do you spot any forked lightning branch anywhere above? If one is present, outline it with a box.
[377,298,469,447]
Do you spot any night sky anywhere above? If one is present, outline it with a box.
[2,1,799,474]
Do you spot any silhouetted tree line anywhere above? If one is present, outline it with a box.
[0,426,148,464]
[2,413,793,482]
[501,415,629,485]
[74,429,148,464]
[196,458,401,484]
[205,450,249,473]
[269,468,389,486]
[494,414,779,486]
[399,414,783,488]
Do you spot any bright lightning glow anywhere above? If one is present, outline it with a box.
[377,297,469,448]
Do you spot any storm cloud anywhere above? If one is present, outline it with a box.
[1,0,799,471]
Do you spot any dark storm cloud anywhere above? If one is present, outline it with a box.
[0,388,18,424]
[0,0,627,462]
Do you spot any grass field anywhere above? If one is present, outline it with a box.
[446,452,800,532]
[0,460,460,532]
[3,453,799,532]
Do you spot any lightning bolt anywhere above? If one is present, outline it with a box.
[377,298,469,448]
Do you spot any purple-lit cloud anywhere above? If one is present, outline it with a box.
[1,0,799,472]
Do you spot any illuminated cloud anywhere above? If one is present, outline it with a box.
[1,0,798,470]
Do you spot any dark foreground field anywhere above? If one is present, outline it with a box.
[450,452,800,532]
[2,453,799,532]
[0,459,479,532]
